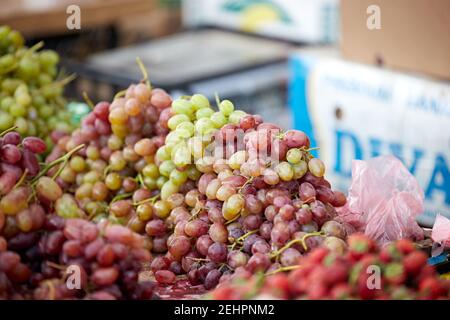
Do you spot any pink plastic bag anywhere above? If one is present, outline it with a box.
[337,155,424,245]
[431,214,450,248]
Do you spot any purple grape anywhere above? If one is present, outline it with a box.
[22,137,47,154]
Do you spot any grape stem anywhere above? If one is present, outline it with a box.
[270,231,325,259]
[13,169,28,189]
[265,265,301,276]
[114,89,126,100]
[235,229,259,244]
[133,194,160,207]
[42,280,57,300]
[31,144,85,184]
[214,92,221,108]
[111,192,134,203]
[136,57,152,89]
[0,126,18,137]
[82,92,94,109]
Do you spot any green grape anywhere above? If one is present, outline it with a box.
[0,96,14,111]
[156,146,171,162]
[195,108,214,119]
[223,194,244,220]
[170,169,188,185]
[286,148,302,164]
[160,181,179,202]
[210,112,227,128]
[142,163,159,179]
[176,121,194,138]
[275,161,294,181]
[195,117,215,135]
[143,177,157,190]
[8,30,24,48]
[219,100,234,116]
[18,56,40,78]
[156,176,168,189]
[186,165,202,181]
[39,50,59,67]
[229,110,247,125]
[292,160,308,179]
[14,117,28,135]
[308,158,325,177]
[228,150,247,170]
[159,160,176,177]
[38,73,52,86]
[0,54,14,70]
[38,105,54,119]
[190,94,210,110]
[171,143,191,168]
[9,103,26,117]
[172,98,194,115]
[168,114,190,130]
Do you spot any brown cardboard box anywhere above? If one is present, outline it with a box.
[341,0,450,80]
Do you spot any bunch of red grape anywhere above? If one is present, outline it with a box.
[45,82,172,229]
[209,234,450,300]
[144,95,350,289]
[3,214,155,300]
[0,235,32,299]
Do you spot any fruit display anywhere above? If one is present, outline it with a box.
[0,26,74,146]
[208,234,450,300]
[0,26,449,301]
[145,94,350,289]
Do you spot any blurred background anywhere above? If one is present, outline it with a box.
[1,0,449,225]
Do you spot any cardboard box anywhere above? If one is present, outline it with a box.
[341,0,450,80]
[289,49,450,226]
[183,0,339,43]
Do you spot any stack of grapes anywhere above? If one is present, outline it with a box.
[208,234,450,300]
[145,95,351,289]
[0,26,74,146]
[45,81,172,243]
[3,213,155,300]
[0,235,32,299]
[0,129,74,239]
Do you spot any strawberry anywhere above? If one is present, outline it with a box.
[324,261,349,285]
[308,282,328,299]
[379,243,401,263]
[384,262,406,285]
[419,277,446,299]
[395,239,415,255]
[330,283,352,299]
[403,251,428,276]
[308,247,329,264]
[263,274,290,299]
[348,233,376,260]
[357,272,378,299]
[389,286,415,300]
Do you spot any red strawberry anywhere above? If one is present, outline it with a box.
[308,247,329,264]
[348,233,376,260]
[384,262,406,285]
[419,277,445,299]
[330,283,352,299]
[395,239,415,255]
[324,262,349,285]
[390,286,415,300]
[403,251,428,276]
[263,274,290,299]
[308,282,328,299]
[379,243,401,263]
[357,273,378,299]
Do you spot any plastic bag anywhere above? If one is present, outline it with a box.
[432,214,450,248]
[337,155,424,245]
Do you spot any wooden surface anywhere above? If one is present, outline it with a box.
[0,0,158,37]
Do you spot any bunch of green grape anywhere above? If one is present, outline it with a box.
[0,26,74,146]
[154,94,248,202]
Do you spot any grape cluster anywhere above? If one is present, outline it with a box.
[209,234,450,300]
[45,82,172,227]
[3,214,155,300]
[0,26,74,144]
[0,235,31,299]
[142,95,350,289]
